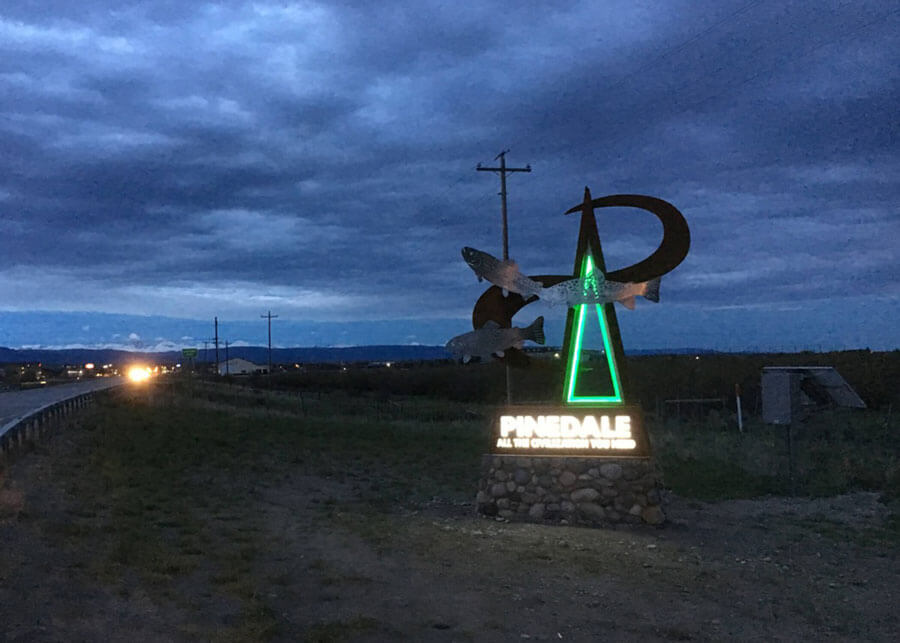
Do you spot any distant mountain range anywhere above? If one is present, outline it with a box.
[0,345,722,366]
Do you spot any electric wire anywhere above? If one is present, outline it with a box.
[449,1,869,218]
[506,0,770,158]
[512,0,897,158]
[597,0,767,103]
[664,5,900,118]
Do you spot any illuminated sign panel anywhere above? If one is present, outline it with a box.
[492,407,649,457]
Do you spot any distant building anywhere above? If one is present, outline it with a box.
[218,358,266,376]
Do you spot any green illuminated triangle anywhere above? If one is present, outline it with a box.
[563,254,624,405]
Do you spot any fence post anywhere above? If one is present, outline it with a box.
[786,421,795,495]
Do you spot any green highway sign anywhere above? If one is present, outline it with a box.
[182,348,198,358]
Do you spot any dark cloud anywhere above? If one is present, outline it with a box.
[0,1,897,349]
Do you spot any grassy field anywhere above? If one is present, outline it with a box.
[653,410,899,500]
[2,374,898,640]
[216,355,900,504]
[253,349,900,410]
[3,383,495,639]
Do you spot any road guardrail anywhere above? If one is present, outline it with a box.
[0,379,124,462]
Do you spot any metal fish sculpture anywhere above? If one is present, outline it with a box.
[461,246,660,309]
[540,272,660,310]
[461,247,543,298]
[446,316,545,363]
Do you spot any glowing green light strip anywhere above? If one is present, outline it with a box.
[564,254,624,405]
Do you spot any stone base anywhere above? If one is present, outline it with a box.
[475,455,665,527]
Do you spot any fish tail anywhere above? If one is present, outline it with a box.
[525,316,545,345]
[642,277,661,302]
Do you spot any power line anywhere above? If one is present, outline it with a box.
[420,166,486,225]
[600,0,767,102]
[521,3,899,166]
[665,5,900,118]
[506,0,768,154]
[512,0,896,160]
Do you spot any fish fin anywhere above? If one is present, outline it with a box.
[588,268,607,285]
[502,288,508,297]
[482,320,501,330]
[462,355,471,364]
[621,297,636,310]
[642,277,661,302]
[526,316,545,345]
[495,350,505,358]
[477,275,483,282]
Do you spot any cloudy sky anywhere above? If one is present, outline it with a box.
[1,0,897,352]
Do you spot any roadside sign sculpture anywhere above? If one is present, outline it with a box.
[456,186,691,525]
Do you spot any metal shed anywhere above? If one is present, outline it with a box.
[761,366,866,424]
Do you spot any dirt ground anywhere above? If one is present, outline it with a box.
[1,414,898,642]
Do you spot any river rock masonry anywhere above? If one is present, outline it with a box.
[476,455,665,526]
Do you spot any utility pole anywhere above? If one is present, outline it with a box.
[224,340,230,376]
[477,150,531,404]
[477,150,531,260]
[260,310,278,380]
[214,317,220,376]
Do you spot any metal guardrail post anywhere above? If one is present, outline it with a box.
[1,384,121,462]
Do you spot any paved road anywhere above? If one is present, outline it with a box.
[0,378,123,436]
